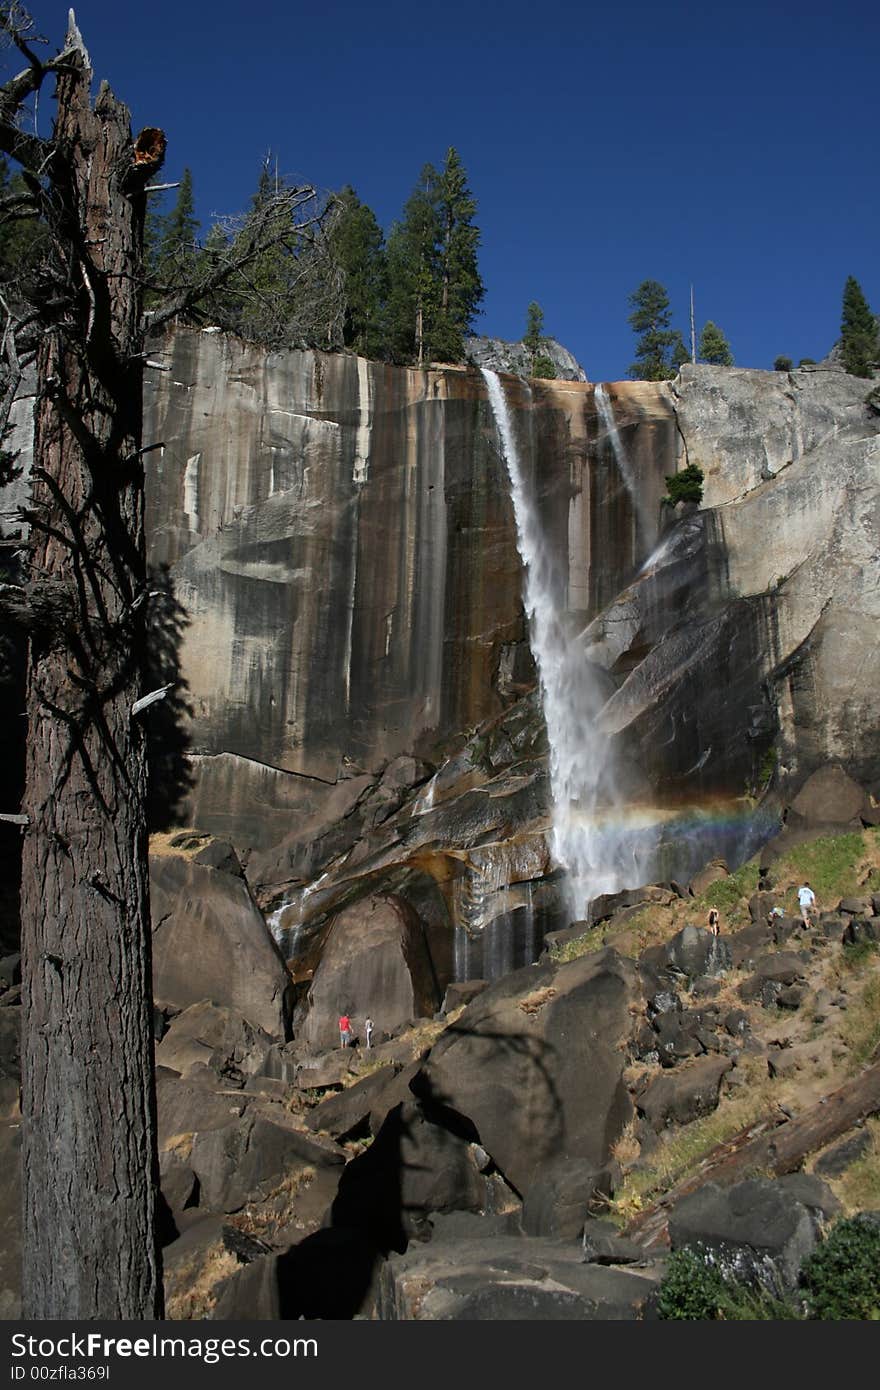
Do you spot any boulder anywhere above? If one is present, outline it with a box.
[689,861,729,897]
[652,1012,704,1067]
[377,1234,664,1320]
[748,892,779,923]
[788,766,868,827]
[294,1051,358,1090]
[299,894,439,1053]
[190,1112,344,1214]
[150,846,291,1037]
[775,1174,841,1222]
[155,1071,249,1149]
[305,1061,420,1140]
[739,951,807,1002]
[843,918,879,947]
[154,1001,274,1080]
[837,896,873,917]
[814,1129,874,1178]
[581,1219,649,1266]
[637,1055,734,1131]
[209,1253,283,1320]
[668,1177,820,1290]
[330,1100,489,1244]
[729,919,773,968]
[413,950,637,1198]
[591,885,676,922]
[520,1159,616,1239]
[441,981,488,1014]
[664,926,732,980]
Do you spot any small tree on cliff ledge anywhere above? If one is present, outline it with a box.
[0,5,324,1318]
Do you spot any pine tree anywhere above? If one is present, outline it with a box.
[385,164,441,365]
[154,167,199,291]
[428,147,484,362]
[698,320,734,366]
[840,276,878,378]
[523,301,544,356]
[627,280,687,380]
[385,150,484,366]
[330,186,388,358]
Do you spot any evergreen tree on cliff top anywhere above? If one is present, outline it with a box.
[146,167,199,302]
[840,276,878,378]
[385,162,439,365]
[330,186,388,359]
[628,279,687,380]
[429,147,484,362]
[698,320,734,366]
[385,149,484,366]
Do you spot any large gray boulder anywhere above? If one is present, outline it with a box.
[413,948,637,1198]
[788,765,868,827]
[664,926,732,980]
[305,1060,420,1141]
[377,1234,664,1320]
[636,1055,734,1131]
[190,1112,344,1214]
[520,1158,616,1239]
[668,1178,821,1291]
[299,894,439,1052]
[150,842,291,1037]
[154,1001,275,1080]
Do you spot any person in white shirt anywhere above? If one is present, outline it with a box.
[797,882,816,928]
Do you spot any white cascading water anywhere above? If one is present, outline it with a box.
[594,383,653,546]
[482,368,655,920]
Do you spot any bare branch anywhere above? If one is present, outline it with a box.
[131,684,173,717]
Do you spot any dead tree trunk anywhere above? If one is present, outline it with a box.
[17,23,164,1318]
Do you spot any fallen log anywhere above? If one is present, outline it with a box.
[627,1058,880,1248]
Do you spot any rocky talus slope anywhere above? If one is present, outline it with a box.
[5,768,878,1319]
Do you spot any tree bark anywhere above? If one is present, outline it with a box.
[19,29,163,1318]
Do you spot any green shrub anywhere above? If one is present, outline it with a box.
[663,463,704,506]
[657,1248,729,1319]
[801,1216,880,1320]
[656,1247,799,1320]
[530,353,556,379]
[774,355,793,372]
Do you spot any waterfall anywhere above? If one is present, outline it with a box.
[594,383,653,547]
[482,368,655,921]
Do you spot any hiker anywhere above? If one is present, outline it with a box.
[797,881,816,929]
[365,1016,374,1049]
[338,1012,352,1047]
[707,908,720,937]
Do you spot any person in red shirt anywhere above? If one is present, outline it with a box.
[338,1013,352,1047]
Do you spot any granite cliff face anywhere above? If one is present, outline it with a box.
[143,330,673,855]
[5,331,878,988]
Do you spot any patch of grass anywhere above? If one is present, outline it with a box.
[840,973,880,1069]
[611,1057,776,1213]
[833,1120,880,1213]
[696,861,760,920]
[774,831,869,906]
[549,925,606,962]
[165,1242,240,1321]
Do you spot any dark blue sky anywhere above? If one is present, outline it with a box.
[21,1,880,379]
